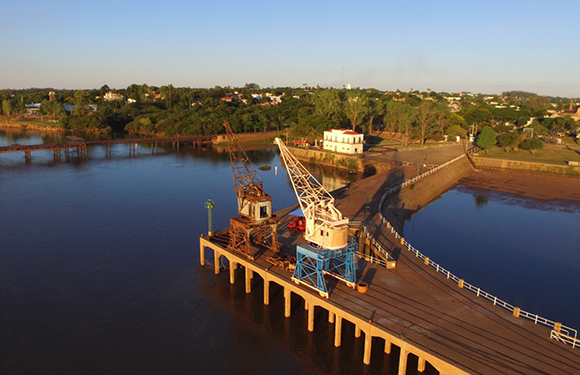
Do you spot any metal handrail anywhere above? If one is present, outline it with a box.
[356,251,388,268]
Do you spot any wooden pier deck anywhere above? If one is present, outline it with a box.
[200,226,580,375]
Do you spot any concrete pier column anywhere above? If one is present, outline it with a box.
[398,348,408,375]
[384,339,392,354]
[245,267,252,294]
[307,303,315,332]
[214,250,220,275]
[305,301,309,310]
[355,325,362,338]
[328,311,335,324]
[418,356,426,372]
[230,262,237,284]
[284,287,291,318]
[363,333,372,365]
[334,315,343,347]
[263,279,270,305]
[200,240,205,266]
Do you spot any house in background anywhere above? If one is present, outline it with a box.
[322,129,364,154]
[25,103,41,117]
[104,92,124,101]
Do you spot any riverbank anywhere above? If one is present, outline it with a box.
[0,120,64,133]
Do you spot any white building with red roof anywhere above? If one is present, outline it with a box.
[322,129,364,154]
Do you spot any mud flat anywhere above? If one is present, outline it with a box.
[459,169,580,202]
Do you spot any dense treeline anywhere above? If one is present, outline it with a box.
[1,84,578,145]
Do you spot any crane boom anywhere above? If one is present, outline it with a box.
[274,137,348,250]
[226,122,272,221]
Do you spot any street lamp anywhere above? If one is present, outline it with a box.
[205,198,215,236]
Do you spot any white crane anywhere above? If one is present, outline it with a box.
[275,137,356,297]
[274,137,348,250]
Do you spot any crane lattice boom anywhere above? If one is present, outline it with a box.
[225,122,271,220]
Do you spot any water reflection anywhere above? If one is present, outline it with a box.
[474,195,488,208]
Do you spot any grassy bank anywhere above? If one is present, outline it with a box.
[474,147,580,165]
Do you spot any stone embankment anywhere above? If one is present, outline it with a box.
[213,130,285,145]
[381,157,473,234]
[472,156,580,176]
[288,146,398,174]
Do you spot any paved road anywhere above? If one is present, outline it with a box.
[365,143,467,166]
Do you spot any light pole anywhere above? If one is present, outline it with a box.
[205,198,215,236]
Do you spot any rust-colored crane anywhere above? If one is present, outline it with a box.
[225,121,278,259]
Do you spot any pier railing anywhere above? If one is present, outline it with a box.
[375,149,579,348]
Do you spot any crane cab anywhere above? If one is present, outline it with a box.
[306,218,349,250]
[238,194,273,222]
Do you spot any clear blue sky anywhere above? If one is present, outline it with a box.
[1,0,578,97]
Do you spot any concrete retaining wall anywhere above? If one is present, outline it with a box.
[382,157,473,234]
[472,157,580,176]
[213,130,285,144]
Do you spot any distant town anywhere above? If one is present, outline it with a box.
[1,85,579,156]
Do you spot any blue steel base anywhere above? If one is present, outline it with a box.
[291,239,358,298]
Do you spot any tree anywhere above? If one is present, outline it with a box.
[461,106,492,125]
[527,120,548,137]
[477,126,497,154]
[519,139,544,154]
[342,92,368,131]
[290,113,320,145]
[244,83,260,90]
[311,89,340,121]
[364,97,380,134]
[445,124,467,138]
[73,90,88,116]
[497,132,522,153]
[384,101,416,147]
[416,102,437,145]
[40,99,66,121]
[2,99,13,115]
[433,103,451,135]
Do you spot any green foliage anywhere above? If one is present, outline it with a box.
[497,132,522,153]
[519,138,545,154]
[39,100,66,121]
[477,126,497,154]
[516,116,530,126]
[445,124,467,137]
[2,99,13,115]
[342,92,368,131]
[527,120,548,136]
[461,106,492,125]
